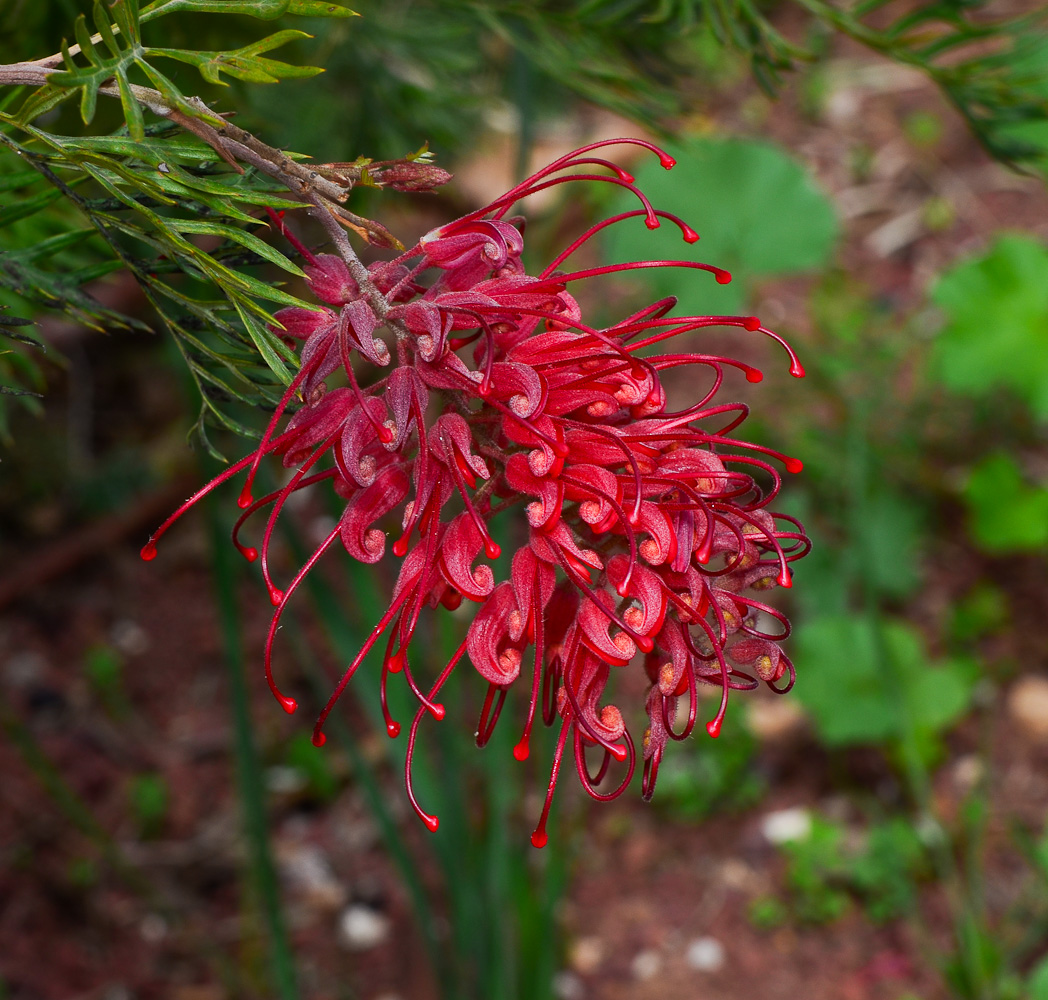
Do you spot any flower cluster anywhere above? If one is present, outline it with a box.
[143,139,810,847]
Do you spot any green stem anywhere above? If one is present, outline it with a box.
[208,486,299,1000]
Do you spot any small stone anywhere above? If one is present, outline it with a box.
[761,807,812,845]
[339,904,391,951]
[267,766,309,796]
[552,971,585,1000]
[952,754,985,793]
[1007,676,1048,742]
[746,698,807,741]
[569,936,604,974]
[110,620,150,656]
[686,936,725,972]
[631,950,662,980]
[4,651,46,687]
[280,842,346,912]
[139,913,167,943]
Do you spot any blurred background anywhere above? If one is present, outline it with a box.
[2,2,1048,999]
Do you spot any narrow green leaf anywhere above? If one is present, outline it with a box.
[285,0,356,14]
[207,503,300,1000]
[57,133,223,162]
[79,79,99,126]
[147,31,324,85]
[169,219,306,276]
[232,298,294,386]
[111,0,143,44]
[0,185,66,227]
[116,69,146,142]
[61,37,77,73]
[10,84,74,124]
[9,228,98,262]
[93,0,122,57]
[0,169,43,193]
[139,0,356,21]
[74,15,99,66]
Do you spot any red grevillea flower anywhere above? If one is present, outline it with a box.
[143,138,810,847]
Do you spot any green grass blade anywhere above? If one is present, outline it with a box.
[208,488,299,1000]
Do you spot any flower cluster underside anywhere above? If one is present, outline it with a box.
[144,139,810,847]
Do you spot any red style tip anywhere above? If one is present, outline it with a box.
[386,720,401,738]
[637,635,654,654]
[645,216,661,231]
[484,540,502,560]
[312,731,327,747]
[610,743,628,762]
[378,425,395,444]
[269,587,285,607]
[530,829,549,849]
[715,270,732,285]
[241,547,259,562]
[682,226,700,243]
[513,739,530,761]
[744,316,761,331]
[789,361,806,378]
[140,544,157,562]
[392,536,409,557]
[277,695,298,714]
[622,172,636,184]
[388,650,405,674]
[422,813,440,833]
[705,719,722,738]
[237,487,253,510]
[660,155,676,169]
[778,573,793,589]
[745,369,764,383]
[785,457,804,474]
[430,703,446,721]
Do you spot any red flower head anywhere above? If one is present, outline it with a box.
[143,139,810,847]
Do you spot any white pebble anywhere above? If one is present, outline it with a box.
[761,807,812,844]
[631,950,662,980]
[686,936,725,972]
[552,970,585,1000]
[338,904,391,951]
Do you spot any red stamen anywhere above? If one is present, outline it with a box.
[531,714,571,849]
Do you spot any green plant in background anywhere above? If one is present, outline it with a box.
[607,136,839,315]
[933,234,1048,422]
[128,771,170,838]
[794,615,977,763]
[653,717,765,820]
[756,814,928,926]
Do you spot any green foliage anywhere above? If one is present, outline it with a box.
[607,136,838,313]
[781,815,852,923]
[1030,955,1048,1000]
[435,0,1048,170]
[962,451,1048,554]
[84,644,132,718]
[652,717,764,819]
[798,0,1048,170]
[948,583,1009,645]
[37,0,350,141]
[282,732,339,801]
[932,235,1048,422]
[128,772,170,837]
[793,615,977,760]
[0,0,359,452]
[747,895,789,929]
[769,814,927,926]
